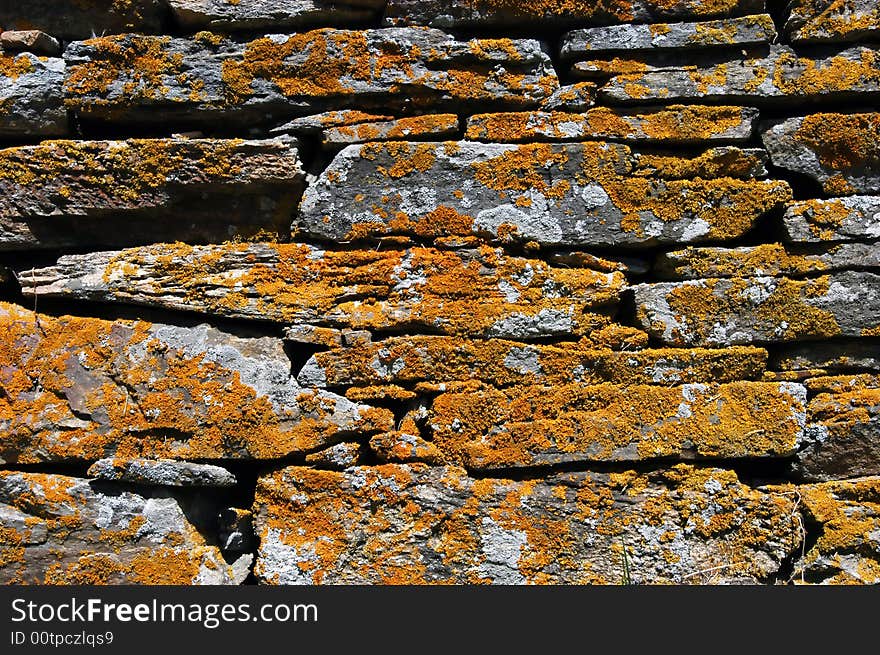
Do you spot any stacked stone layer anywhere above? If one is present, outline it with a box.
[1,1,878,585]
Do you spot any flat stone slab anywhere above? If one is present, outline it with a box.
[88,458,238,488]
[771,340,880,373]
[253,463,800,584]
[169,0,382,32]
[786,0,880,44]
[784,197,880,242]
[0,53,67,137]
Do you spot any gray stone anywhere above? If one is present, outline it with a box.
[762,114,880,195]
[0,471,241,584]
[560,14,775,59]
[0,1,166,40]
[540,82,596,112]
[0,138,304,251]
[297,141,790,247]
[0,53,66,137]
[784,196,880,242]
[88,458,238,488]
[633,271,880,346]
[786,0,880,44]
[304,442,363,469]
[0,30,61,55]
[771,340,880,372]
[253,463,800,584]
[169,0,381,31]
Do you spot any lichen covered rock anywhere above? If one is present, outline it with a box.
[168,0,382,32]
[0,53,66,137]
[786,0,880,44]
[783,197,880,242]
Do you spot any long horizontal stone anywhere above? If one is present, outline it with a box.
[600,46,880,105]
[169,0,382,31]
[87,458,238,488]
[0,53,67,137]
[253,463,800,584]
[786,0,880,44]
[0,1,166,40]
[571,48,752,79]
[762,113,880,196]
[0,302,392,464]
[655,243,880,280]
[465,106,759,144]
[321,114,460,147]
[297,141,790,247]
[383,0,767,29]
[771,340,880,372]
[0,471,247,584]
[634,272,880,346]
[297,335,767,388]
[428,381,806,469]
[0,138,304,251]
[63,30,557,125]
[784,197,880,242]
[541,82,597,111]
[18,244,624,339]
[560,14,775,58]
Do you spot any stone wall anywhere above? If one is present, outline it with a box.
[0,1,878,585]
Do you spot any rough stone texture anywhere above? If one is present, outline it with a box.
[784,197,880,242]
[18,244,625,339]
[600,46,880,106]
[772,340,880,373]
[0,31,61,56]
[87,458,238,488]
[541,82,596,112]
[427,381,806,468]
[560,15,776,58]
[0,138,304,250]
[320,114,460,148]
[297,335,768,389]
[655,243,880,279]
[762,113,880,196]
[465,106,759,144]
[304,442,364,469]
[633,272,880,346]
[297,141,790,247]
[369,431,444,465]
[169,0,382,31]
[0,1,166,40]
[383,0,767,29]
[0,471,244,584]
[0,302,392,464]
[253,463,800,584]
[63,30,557,126]
[0,53,66,137]
[786,0,880,44]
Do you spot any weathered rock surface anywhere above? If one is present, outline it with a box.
[304,442,363,469]
[0,302,392,464]
[786,0,880,44]
[0,471,244,584]
[633,272,880,346]
[0,30,61,56]
[762,113,880,196]
[427,381,806,468]
[87,458,238,488]
[169,0,381,31]
[0,138,304,250]
[0,53,66,137]
[541,82,597,112]
[655,243,880,279]
[297,335,768,388]
[600,46,880,106]
[771,340,880,372]
[297,141,790,247]
[561,14,775,58]
[63,30,557,125]
[321,114,460,148]
[19,244,625,339]
[784,197,880,242]
[383,0,766,29]
[466,106,759,144]
[253,463,800,584]
[369,431,444,464]
[0,1,166,40]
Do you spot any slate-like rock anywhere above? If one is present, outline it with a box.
[0,53,66,137]
[466,106,758,144]
[169,0,381,31]
[428,381,806,469]
[786,0,880,44]
[297,141,790,247]
[321,114,460,147]
[540,82,596,112]
[771,340,880,372]
[369,431,444,464]
[655,243,880,279]
[633,272,880,346]
[19,244,625,339]
[0,471,243,584]
[253,463,800,584]
[762,113,880,195]
[297,335,768,388]
[87,458,238,488]
[0,30,61,56]
[304,442,364,469]
[784,197,880,242]
[0,138,304,250]
[561,14,775,59]
[0,1,166,40]
[63,30,557,125]
[383,0,766,29]
[0,302,392,464]
[601,46,880,106]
